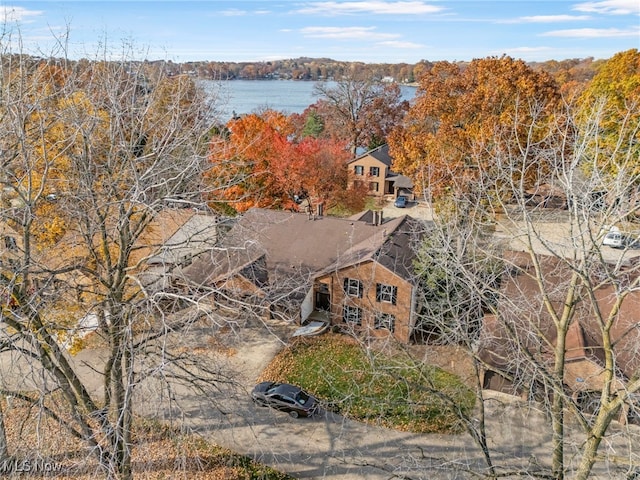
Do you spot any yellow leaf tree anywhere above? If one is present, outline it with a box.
[576,49,640,185]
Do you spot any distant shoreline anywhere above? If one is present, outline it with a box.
[197,77,419,87]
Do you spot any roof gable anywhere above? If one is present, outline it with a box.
[316,215,424,282]
[348,144,392,167]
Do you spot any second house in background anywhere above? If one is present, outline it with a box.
[348,145,414,202]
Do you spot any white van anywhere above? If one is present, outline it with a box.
[602,231,625,248]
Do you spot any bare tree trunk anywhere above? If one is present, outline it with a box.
[574,402,618,480]
[0,36,224,480]
[0,400,8,461]
[470,359,496,478]
[551,343,566,480]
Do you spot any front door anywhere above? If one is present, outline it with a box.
[315,283,331,311]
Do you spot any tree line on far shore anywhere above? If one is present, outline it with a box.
[149,55,604,85]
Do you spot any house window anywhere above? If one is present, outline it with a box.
[369,166,380,177]
[376,283,397,304]
[343,278,363,298]
[354,165,364,175]
[5,258,19,270]
[343,305,362,325]
[4,236,17,250]
[374,312,396,332]
[369,182,379,192]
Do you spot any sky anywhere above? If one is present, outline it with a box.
[1,1,638,63]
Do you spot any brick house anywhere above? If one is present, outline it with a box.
[480,250,640,423]
[178,208,386,318]
[179,208,425,341]
[313,215,422,343]
[348,144,413,200]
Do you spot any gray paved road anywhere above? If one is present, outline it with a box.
[128,320,546,480]
[1,317,638,479]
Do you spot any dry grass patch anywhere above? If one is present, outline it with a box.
[0,397,291,479]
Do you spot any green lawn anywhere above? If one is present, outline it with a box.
[258,333,475,433]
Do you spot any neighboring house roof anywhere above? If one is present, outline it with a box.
[481,250,640,392]
[146,212,218,266]
[37,208,216,288]
[131,208,198,267]
[348,144,392,167]
[387,174,414,189]
[181,244,266,288]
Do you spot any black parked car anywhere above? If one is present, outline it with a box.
[251,381,319,418]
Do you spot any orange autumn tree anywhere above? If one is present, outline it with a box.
[388,56,562,203]
[271,135,353,211]
[1,49,213,480]
[4,63,92,247]
[208,110,359,213]
[208,110,293,212]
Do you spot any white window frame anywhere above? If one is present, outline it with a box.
[343,305,362,325]
[344,278,362,298]
[374,312,396,332]
[376,283,397,304]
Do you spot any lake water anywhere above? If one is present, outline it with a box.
[200,79,417,121]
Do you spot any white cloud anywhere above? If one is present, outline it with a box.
[503,46,554,53]
[300,26,399,40]
[1,5,43,22]
[500,14,590,23]
[573,0,640,15]
[377,40,423,48]
[221,9,247,17]
[541,27,640,38]
[294,1,444,15]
